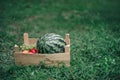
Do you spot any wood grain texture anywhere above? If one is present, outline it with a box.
[14,52,70,66]
[24,33,29,45]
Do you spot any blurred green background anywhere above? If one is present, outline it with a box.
[0,0,120,80]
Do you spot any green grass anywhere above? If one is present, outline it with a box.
[0,0,120,80]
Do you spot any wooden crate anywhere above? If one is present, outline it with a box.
[14,33,70,66]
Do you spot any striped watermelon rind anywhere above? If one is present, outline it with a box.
[37,33,66,54]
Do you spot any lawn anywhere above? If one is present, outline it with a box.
[0,0,120,80]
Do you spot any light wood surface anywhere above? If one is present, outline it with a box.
[65,45,70,53]
[65,34,70,45]
[14,52,70,66]
[24,33,29,45]
[29,38,38,45]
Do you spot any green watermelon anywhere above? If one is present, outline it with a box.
[37,33,66,54]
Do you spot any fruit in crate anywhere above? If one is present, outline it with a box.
[20,44,37,54]
[29,48,38,53]
[37,33,66,53]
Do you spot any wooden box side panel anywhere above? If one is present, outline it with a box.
[29,38,38,45]
[14,53,70,66]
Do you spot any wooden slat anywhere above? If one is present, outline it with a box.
[65,34,70,45]
[24,33,29,45]
[65,45,70,53]
[14,52,70,66]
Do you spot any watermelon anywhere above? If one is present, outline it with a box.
[37,33,66,53]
